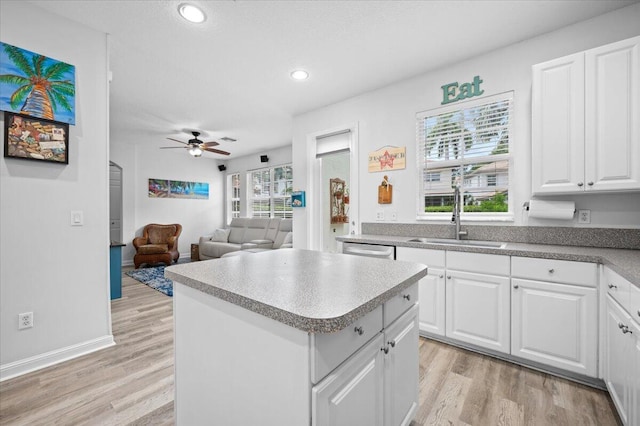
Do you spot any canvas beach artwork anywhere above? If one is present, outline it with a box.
[0,42,76,125]
[149,179,209,200]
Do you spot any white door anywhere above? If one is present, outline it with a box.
[631,319,640,426]
[604,295,631,425]
[446,270,510,353]
[511,278,597,376]
[585,35,640,192]
[418,269,445,336]
[109,163,123,243]
[313,334,384,426]
[384,306,419,426]
[532,52,585,194]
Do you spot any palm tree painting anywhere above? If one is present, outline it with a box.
[0,42,75,125]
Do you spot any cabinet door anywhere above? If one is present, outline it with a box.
[418,268,445,336]
[313,334,384,426]
[384,305,419,426]
[585,36,640,192]
[631,319,640,426]
[511,278,597,376]
[532,52,585,194]
[446,270,510,353]
[604,295,631,425]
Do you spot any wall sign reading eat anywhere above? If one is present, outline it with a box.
[441,76,484,105]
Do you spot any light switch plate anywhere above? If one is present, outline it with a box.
[376,210,385,221]
[71,210,84,226]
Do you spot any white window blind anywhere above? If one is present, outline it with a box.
[249,165,293,218]
[416,92,512,217]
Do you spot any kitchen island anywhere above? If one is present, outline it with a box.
[165,249,428,426]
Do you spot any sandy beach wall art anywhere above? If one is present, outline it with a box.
[149,178,209,200]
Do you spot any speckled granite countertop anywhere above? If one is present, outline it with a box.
[337,234,640,289]
[165,249,428,333]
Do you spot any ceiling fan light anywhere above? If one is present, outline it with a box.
[290,69,309,80]
[179,4,206,23]
[189,146,203,157]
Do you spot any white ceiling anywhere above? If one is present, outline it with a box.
[29,0,638,159]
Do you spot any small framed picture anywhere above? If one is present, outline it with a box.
[3,111,69,164]
[291,191,306,208]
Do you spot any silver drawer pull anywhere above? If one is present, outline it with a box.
[577,182,584,187]
[447,275,452,279]
[608,283,617,289]
[621,325,632,334]
[388,340,396,348]
[381,346,389,354]
[548,268,554,274]
[513,284,519,289]
[354,326,364,336]
[587,181,594,186]
[439,274,444,279]
[403,294,411,301]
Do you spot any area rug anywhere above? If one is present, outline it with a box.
[126,266,173,297]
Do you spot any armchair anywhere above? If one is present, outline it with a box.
[133,223,182,269]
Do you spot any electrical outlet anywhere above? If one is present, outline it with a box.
[578,209,591,224]
[389,211,398,221]
[376,210,385,221]
[18,312,33,330]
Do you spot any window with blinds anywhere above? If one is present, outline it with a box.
[249,165,293,218]
[230,173,240,219]
[416,92,512,218]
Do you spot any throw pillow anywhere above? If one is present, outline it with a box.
[283,232,293,245]
[211,228,230,242]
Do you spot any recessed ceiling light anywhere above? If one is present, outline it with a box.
[290,69,309,81]
[179,4,206,23]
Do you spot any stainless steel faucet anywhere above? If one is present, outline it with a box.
[452,184,468,240]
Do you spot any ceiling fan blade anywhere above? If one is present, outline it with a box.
[160,146,188,149]
[201,141,220,147]
[167,137,188,145]
[203,147,231,155]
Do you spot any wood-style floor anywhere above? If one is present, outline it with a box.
[0,267,620,425]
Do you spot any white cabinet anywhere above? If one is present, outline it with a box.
[511,257,598,377]
[313,334,385,426]
[603,267,640,426]
[445,252,511,354]
[532,35,640,194]
[396,247,445,336]
[313,288,419,426]
[383,305,420,426]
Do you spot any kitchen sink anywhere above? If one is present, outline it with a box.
[406,237,506,249]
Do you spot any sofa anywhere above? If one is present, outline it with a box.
[199,218,292,260]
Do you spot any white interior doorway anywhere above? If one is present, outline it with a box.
[109,162,123,243]
[308,124,359,252]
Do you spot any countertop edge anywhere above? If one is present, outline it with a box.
[166,264,428,334]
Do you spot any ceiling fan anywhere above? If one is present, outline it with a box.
[161,131,231,157]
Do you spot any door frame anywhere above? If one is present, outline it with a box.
[306,123,359,251]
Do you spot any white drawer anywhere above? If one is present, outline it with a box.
[512,257,597,287]
[310,305,383,384]
[604,267,632,312]
[397,246,445,268]
[446,251,510,276]
[384,282,418,328]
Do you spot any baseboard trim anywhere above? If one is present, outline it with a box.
[0,334,115,382]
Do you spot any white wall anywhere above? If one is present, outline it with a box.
[225,145,292,220]
[0,1,112,379]
[110,142,225,264]
[292,4,640,248]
